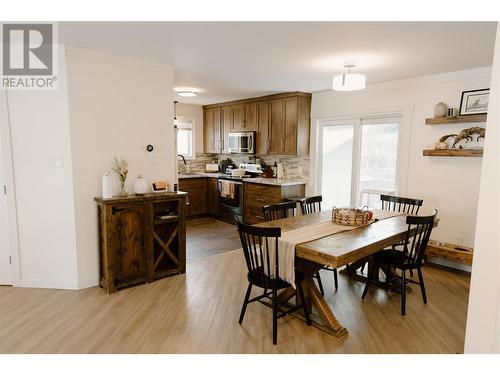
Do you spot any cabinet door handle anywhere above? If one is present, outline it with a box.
[280,139,284,151]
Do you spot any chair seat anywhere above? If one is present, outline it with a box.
[373,249,416,269]
[247,267,305,290]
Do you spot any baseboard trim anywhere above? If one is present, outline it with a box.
[77,277,99,289]
[14,279,79,290]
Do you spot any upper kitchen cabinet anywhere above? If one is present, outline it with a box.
[202,92,311,156]
[231,103,257,132]
[221,106,233,153]
[203,107,221,154]
[256,101,269,154]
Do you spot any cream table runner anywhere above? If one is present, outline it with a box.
[264,209,404,288]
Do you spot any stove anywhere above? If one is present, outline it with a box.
[216,163,262,224]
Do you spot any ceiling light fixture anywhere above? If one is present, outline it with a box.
[177,91,198,97]
[332,62,366,91]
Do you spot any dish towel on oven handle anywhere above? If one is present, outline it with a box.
[220,180,236,199]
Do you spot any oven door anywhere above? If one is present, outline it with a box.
[217,179,243,223]
[228,132,255,154]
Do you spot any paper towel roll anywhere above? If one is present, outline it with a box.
[102,171,113,199]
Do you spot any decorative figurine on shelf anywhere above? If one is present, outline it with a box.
[112,156,129,196]
[430,126,486,150]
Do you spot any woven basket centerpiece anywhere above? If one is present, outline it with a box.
[332,206,373,226]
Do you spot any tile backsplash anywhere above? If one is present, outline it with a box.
[178,153,310,179]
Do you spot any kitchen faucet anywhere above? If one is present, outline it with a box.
[177,154,189,173]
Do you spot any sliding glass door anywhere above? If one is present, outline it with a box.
[319,115,401,209]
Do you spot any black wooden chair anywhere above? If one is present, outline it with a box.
[380,194,423,215]
[298,195,338,293]
[352,194,424,276]
[361,209,437,315]
[262,201,296,222]
[298,195,323,215]
[235,217,311,345]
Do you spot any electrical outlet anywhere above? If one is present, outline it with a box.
[455,235,464,245]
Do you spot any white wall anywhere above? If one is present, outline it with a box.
[65,47,175,288]
[465,27,500,354]
[4,46,79,289]
[311,67,491,248]
[176,102,203,154]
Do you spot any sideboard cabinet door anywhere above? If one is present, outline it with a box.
[108,203,148,287]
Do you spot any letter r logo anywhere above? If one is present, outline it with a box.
[2,24,53,76]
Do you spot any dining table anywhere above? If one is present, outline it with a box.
[257,208,436,338]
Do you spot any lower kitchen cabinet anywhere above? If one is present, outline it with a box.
[243,182,306,224]
[178,177,208,217]
[207,178,219,215]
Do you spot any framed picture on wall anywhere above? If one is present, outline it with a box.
[459,88,489,116]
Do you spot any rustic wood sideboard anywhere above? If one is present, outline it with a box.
[94,192,188,294]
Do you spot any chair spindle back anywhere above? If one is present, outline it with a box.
[262,201,296,222]
[402,209,437,268]
[299,195,322,215]
[236,218,281,280]
[380,194,423,215]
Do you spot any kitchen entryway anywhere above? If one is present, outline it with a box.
[186,217,241,263]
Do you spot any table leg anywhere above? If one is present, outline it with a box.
[291,258,349,338]
[305,276,348,337]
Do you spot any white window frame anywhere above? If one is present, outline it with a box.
[316,111,408,207]
[175,116,195,160]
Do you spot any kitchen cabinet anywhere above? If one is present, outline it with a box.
[94,192,187,294]
[256,101,269,154]
[284,97,298,155]
[244,102,258,130]
[243,182,306,224]
[232,104,245,131]
[178,177,208,217]
[221,106,233,153]
[269,98,284,155]
[207,177,219,215]
[269,96,309,155]
[203,92,311,156]
[232,103,257,132]
[203,107,221,154]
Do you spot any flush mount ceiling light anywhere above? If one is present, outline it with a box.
[332,62,366,91]
[177,91,198,97]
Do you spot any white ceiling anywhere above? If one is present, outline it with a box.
[59,22,497,105]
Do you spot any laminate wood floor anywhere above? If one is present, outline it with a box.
[186,217,241,262]
[0,249,470,354]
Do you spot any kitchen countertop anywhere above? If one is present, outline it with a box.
[243,177,308,186]
[178,173,308,186]
[178,172,226,179]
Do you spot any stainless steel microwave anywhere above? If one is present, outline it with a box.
[227,131,255,154]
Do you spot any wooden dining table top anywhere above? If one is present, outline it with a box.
[257,209,434,268]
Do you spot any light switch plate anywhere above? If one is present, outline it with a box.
[48,155,64,168]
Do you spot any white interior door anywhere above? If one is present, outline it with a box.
[0,91,13,285]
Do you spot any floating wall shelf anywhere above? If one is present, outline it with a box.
[422,149,483,157]
[425,114,487,125]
